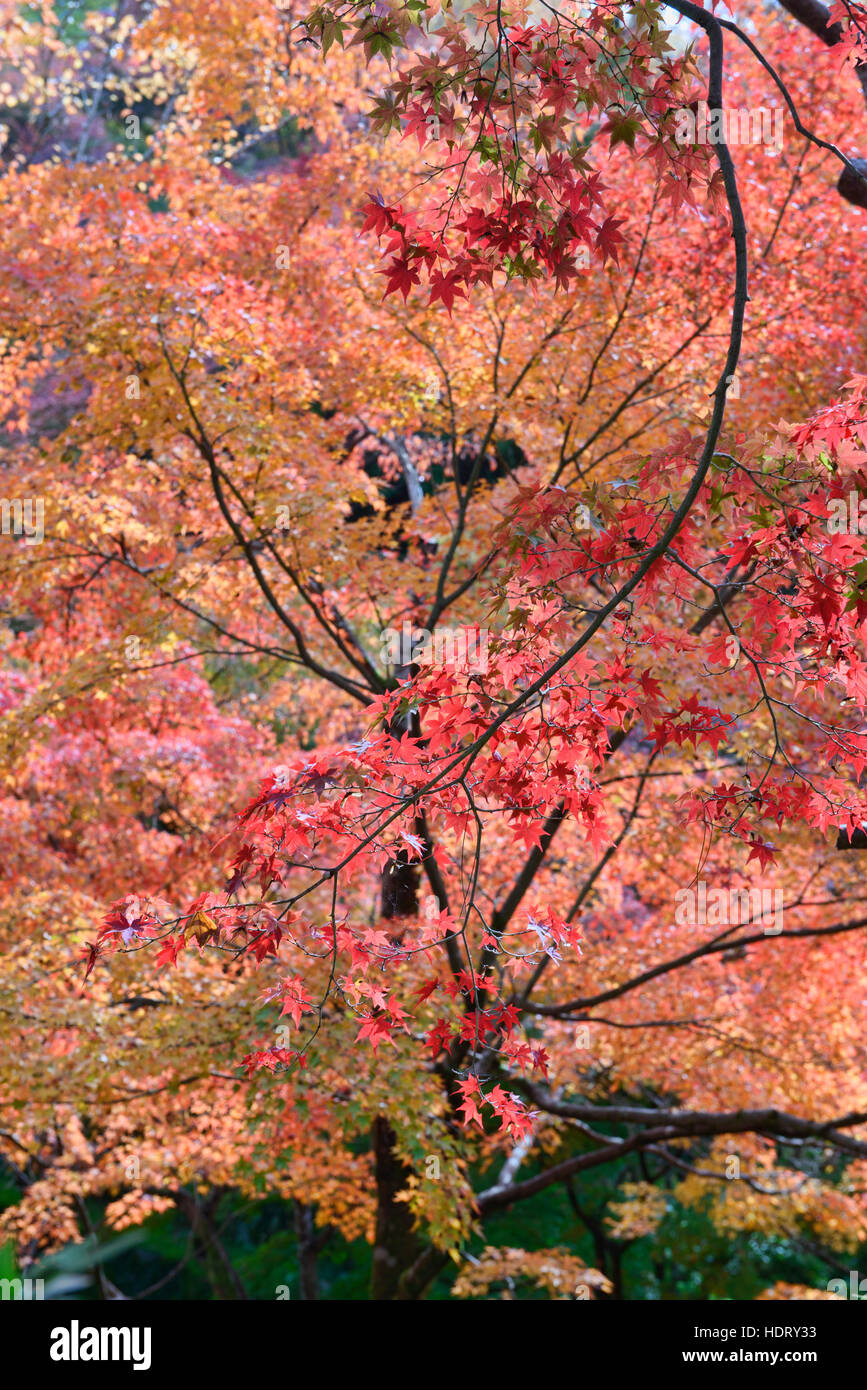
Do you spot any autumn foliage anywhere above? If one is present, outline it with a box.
[1,0,867,1301]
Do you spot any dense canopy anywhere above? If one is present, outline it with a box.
[1,0,867,1304]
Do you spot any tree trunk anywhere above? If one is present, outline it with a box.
[369,1113,427,1299]
[369,832,427,1298]
[293,1201,321,1300]
[179,1191,248,1300]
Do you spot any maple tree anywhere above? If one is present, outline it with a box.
[2,0,867,1301]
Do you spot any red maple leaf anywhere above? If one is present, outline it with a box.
[381,255,421,301]
[428,269,466,314]
[595,214,626,265]
[279,976,314,1029]
[79,940,101,981]
[454,1076,485,1129]
[356,1014,397,1052]
[746,840,777,871]
[155,934,185,970]
[424,1018,454,1058]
